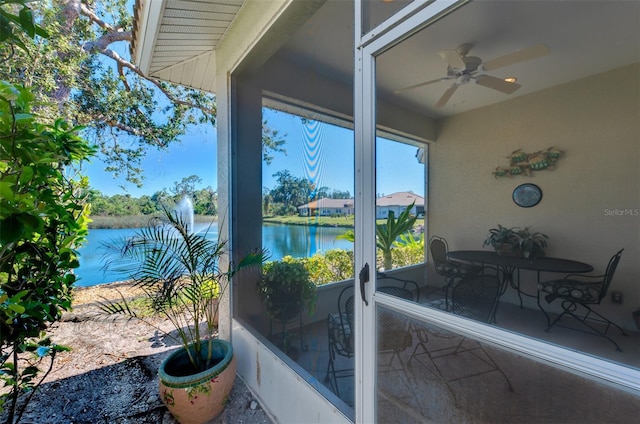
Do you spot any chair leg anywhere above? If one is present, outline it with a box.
[546,300,627,352]
[325,353,340,397]
[537,291,553,327]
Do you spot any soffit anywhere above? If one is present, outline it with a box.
[132,0,246,93]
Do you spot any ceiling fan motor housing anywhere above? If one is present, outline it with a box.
[461,56,482,72]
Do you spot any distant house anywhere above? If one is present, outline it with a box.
[376,192,424,220]
[298,198,354,217]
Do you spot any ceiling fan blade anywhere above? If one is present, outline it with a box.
[482,44,549,71]
[394,77,450,93]
[439,49,466,68]
[435,84,458,108]
[475,75,522,94]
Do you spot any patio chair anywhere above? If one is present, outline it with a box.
[376,280,420,400]
[378,279,419,370]
[449,272,502,322]
[537,249,627,351]
[325,277,418,398]
[428,235,482,309]
[410,272,513,392]
[325,285,355,397]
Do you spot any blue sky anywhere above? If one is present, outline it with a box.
[85,9,423,198]
[86,107,425,198]
[85,126,218,197]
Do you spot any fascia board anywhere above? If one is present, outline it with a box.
[135,0,166,75]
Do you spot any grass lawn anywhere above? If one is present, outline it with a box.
[262,215,354,227]
[262,215,425,229]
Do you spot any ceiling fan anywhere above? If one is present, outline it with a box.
[395,43,549,108]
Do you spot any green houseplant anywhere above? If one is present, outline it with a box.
[515,227,548,258]
[257,258,316,322]
[100,206,264,424]
[483,225,548,258]
[257,258,316,357]
[483,225,520,256]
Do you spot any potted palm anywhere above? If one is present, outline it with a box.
[100,205,264,424]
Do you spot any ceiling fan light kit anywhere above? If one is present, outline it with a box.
[396,43,549,108]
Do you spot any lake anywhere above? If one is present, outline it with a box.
[75,223,353,286]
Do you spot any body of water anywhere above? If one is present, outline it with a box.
[75,223,353,286]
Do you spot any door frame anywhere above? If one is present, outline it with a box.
[353,1,469,422]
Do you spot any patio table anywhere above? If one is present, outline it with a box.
[447,250,593,322]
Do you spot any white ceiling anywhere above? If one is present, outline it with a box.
[133,1,639,120]
[279,0,640,119]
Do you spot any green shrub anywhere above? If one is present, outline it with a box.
[0,81,94,422]
[303,249,354,285]
[272,242,424,288]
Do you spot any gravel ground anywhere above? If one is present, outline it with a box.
[13,282,272,424]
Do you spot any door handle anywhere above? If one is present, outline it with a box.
[359,263,370,306]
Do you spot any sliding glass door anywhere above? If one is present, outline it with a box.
[356,0,639,422]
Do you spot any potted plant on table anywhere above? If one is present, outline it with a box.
[100,206,264,424]
[515,227,548,258]
[483,225,520,256]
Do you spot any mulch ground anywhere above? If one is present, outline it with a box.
[6,282,271,424]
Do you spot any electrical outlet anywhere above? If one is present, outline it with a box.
[611,291,623,304]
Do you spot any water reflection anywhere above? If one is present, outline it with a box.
[262,223,352,260]
[76,223,354,286]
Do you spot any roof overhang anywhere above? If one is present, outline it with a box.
[131,0,246,93]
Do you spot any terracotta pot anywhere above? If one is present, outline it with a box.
[159,339,236,424]
[496,243,520,257]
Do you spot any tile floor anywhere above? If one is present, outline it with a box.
[268,288,639,421]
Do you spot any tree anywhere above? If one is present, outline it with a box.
[269,170,315,215]
[0,0,286,189]
[193,187,217,216]
[262,119,286,166]
[172,175,202,198]
[314,186,331,199]
[330,189,351,199]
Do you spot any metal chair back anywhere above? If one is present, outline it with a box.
[599,249,624,301]
[335,285,355,356]
[429,236,449,269]
[451,273,501,323]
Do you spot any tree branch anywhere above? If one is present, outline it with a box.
[94,114,165,149]
[85,43,216,116]
[117,62,131,91]
[83,31,132,53]
[79,2,117,32]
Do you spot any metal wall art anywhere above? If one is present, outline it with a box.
[493,147,563,178]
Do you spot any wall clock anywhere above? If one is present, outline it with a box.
[513,183,542,208]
